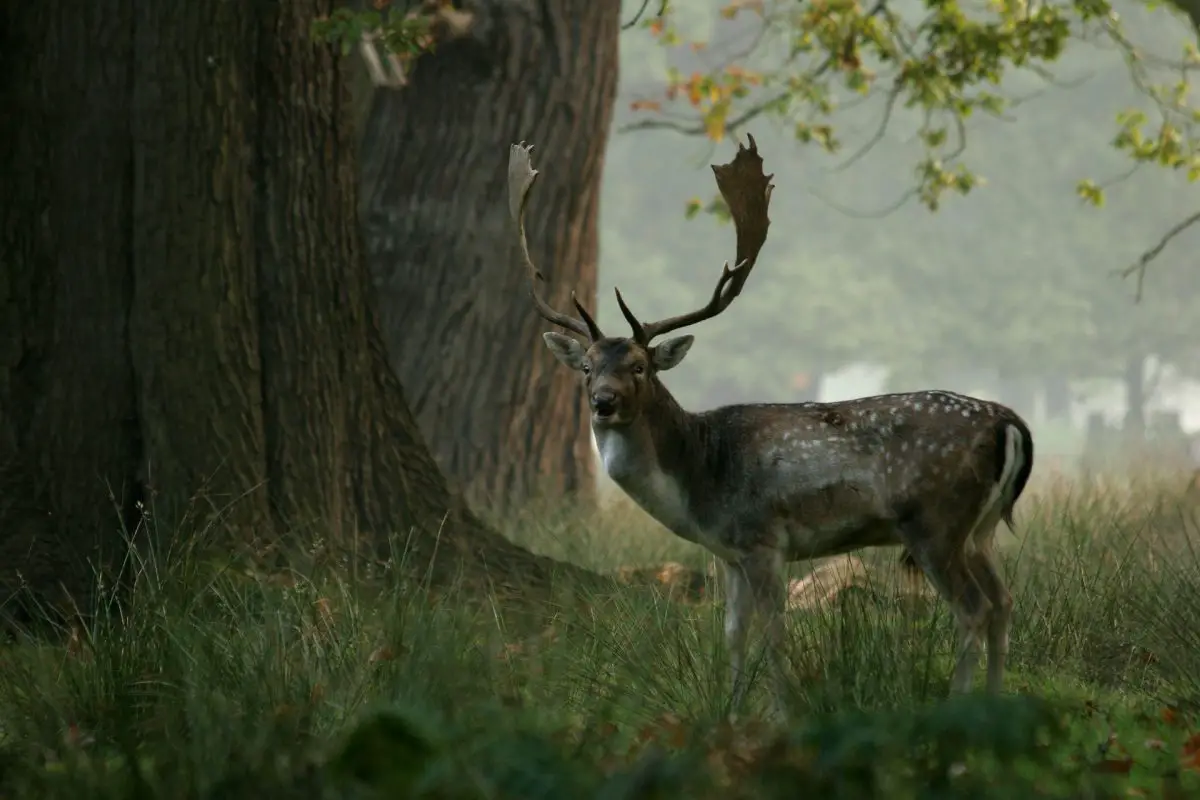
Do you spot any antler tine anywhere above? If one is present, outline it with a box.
[613,287,648,344]
[637,133,774,343]
[507,143,603,341]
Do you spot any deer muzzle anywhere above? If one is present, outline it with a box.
[590,388,619,420]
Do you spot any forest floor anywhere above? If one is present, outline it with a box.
[1,473,1199,798]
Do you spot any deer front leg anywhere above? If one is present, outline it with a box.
[725,549,789,721]
[723,559,755,714]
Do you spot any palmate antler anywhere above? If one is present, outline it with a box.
[616,133,775,345]
[508,143,604,341]
[508,134,774,344]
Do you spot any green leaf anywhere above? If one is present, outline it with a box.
[1075,179,1106,207]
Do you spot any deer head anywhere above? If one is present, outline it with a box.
[507,136,775,428]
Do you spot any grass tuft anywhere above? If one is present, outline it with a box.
[2,478,1200,797]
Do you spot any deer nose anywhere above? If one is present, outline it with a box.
[591,389,618,417]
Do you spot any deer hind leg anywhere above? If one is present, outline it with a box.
[964,541,1012,694]
[899,521,991,694]
[751,550,789,722]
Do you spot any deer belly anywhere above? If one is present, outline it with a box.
[783,517,901,561]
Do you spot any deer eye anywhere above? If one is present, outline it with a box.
[633,364,646,376]
[581,364,591,375]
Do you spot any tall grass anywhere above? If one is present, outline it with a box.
[1,477,1198,797]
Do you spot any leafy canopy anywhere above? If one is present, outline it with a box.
[624,0,1199,283]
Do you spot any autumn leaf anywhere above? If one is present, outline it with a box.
[720,0,766,17]
[63,722,94,749]
[498,641,525,662]
[314,596,335,627]
[368,645,397,664]
[1181,733,1200,771]
[65,625,89,660]
[687,74,704,107]
[704,106,729,142]
[634,712,688,750]
[1091,757,1134,774]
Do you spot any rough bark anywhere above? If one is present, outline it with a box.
[0,0,142,608]
[358,0,619,509]
[0,0,602,615]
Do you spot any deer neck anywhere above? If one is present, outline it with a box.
[592,381,700,494]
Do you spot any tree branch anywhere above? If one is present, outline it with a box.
[622,0,668,30]
[1119,209,1200,301]
[618,92,791,136]
[829,79,902,173]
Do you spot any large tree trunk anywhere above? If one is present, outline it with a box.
[358,0,619,509]
[0,0,598,614]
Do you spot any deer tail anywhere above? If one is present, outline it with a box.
[996,419,1034,531]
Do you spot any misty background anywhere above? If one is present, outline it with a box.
[592,1,1199,475]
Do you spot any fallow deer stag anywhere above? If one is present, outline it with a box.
[507,136,1034,718]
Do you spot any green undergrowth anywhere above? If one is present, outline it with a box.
[1,478,1199,798]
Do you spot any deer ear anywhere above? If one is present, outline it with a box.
[542,332,588,371]
[652,335,694,371]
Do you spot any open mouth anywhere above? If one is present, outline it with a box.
[592,407,622,424]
